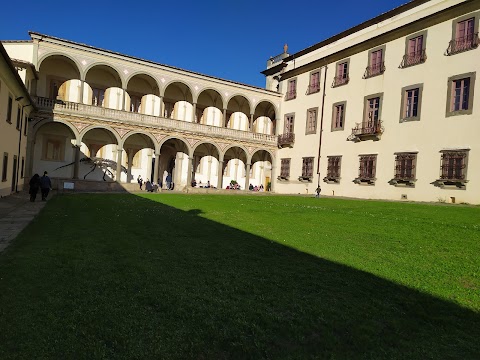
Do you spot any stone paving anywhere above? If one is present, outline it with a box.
[0,191,47,253]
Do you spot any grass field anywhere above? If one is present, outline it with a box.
[0,193,479,359]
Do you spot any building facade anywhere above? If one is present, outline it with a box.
[1,0,479,203]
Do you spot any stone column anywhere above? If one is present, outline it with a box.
[275,119,280,136]
[73,145,80,179]
[153,153,160,184]
[250,114,254,131]
[79,80,85,104]
[127,149,134,182]
[223,109,227,127]
[270,165,276,192]
[25,139,35,179]
[186,156,194,187]
[116,147,123,182]
[192,103,197,123]
[121,89,126,111]
[146,150,153,181]
[207,157,212,182]
[175,153,183,187]
[159,96,164,117]
[217,160,224,189]
[245,163,251,191]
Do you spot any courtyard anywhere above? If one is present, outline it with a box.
[0,193,479,359]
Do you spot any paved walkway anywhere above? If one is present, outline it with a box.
[0,192,47,253]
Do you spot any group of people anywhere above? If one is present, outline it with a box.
[248,184,265,192]
[29,171,52,202]
[137,175,173,192]
[191,179,214,189]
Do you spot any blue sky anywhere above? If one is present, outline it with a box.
[1,0,408,88]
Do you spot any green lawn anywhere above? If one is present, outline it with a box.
[0,193,479,359]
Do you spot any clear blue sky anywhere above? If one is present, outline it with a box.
[1,0,408,88]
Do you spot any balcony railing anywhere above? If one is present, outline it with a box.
[332,75,349,87]
[446,33,479,55]
[363,62,385,79]
[33,97,277,145]
[400,50,427,68]
[349,120,383,141]
[285,91,296,100]
[278,132,295,147]
[306,83,320,94]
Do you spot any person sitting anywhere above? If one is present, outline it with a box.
[206,181,210,188]
[145,179,153,192]
[249,183,254,191]
[191,179,197,187]
[254,186,258,191]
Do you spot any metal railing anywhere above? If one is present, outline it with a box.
[351,120,383,137]
[285,91,296,100]
[400,50,427,68]
[33,97,277,144]
[363,62,385,79]
[446,33,479,55]
[332,74,349,87]
[306,83,320,94]
[278,132,295,147]
[267,52,288,68]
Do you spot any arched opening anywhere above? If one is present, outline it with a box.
[226,95,251,131]
[191,142,220,188]
[253,101,277,135]
[250,149,273,191]
[31,121,78,179]
[196,89,223,126]
[38,55,81,101]
[84,65,123,109]
[126,74,161,115]
[163,82,193,121]
[223,146,248,190]
[79,127,120,181]
[123,133,156,184]
[159,138,190,190]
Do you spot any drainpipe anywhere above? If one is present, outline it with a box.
[317,65,328,188]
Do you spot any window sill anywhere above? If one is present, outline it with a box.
[446,109,473,117]
[331,127,344,132]
[400,117,420,123]
[389,179,416,187]
[353,178,376,185]
[277,176,290,182]
[298,176,312,183]
[432,179,468,190]
[306,90,320,95]
[323,177,340,184]
[363,72,385,80]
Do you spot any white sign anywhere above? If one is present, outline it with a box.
[63,182,75,190]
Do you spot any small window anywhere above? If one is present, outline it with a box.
[307,71,320,94]
[6,96,13,123]
[284,114,295,133]
[447,15,479,55]
[332,102,346,131]
[366,97,380,122]
[391,153,417,186]
[333,60,349,87]
[355,155,377,185]
[400,84,423,122]
[280,158,291,179]
[16,106,21,130]
[306,108,318,134]
[324,156,341,183]
[440,151,467,181]
[285,78,297,100]
[446,72,476,117]
[401,32,427,68]
[301,157,314,180]
[364,47,385,78]
[2,153,8,182]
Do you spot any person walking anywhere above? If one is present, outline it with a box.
[40,171,52,201]
[315,186,321,198]
[28,174,41,202]
[137,175,143,190]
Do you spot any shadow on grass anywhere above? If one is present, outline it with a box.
[0,193,478,359]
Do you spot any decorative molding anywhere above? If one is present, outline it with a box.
[70,121,88,132]
[153,133,168,143]
[113,127,130,138]
[185,137,200,148]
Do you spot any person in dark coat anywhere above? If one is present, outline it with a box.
[40,171,52,201]
[29,174,41,202]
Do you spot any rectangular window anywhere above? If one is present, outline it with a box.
[358,155,377,181]
[364,47,385,78]
[280,158,291,179]
[394,153,416,181]
[366,97,380,122]
[333,61,349,87]
[92,88,105,107]
[440,151,467,181]
[452,78,470,111]
[6,96,13,123]
[405,88,419,118]
[332,103,345,130]
[326,156,341,180]
[284,114,295,133]
[446,72,476,116]
[2,153,8,182]
[306,108,317,134]
[21,157,25,178]
[408,35,423,56]
[286,79,296,100]
[302,157,314,178]
[448,16,479,55]
[401,33,427,68]
[307,71,320,94]
[16,107,21,130]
